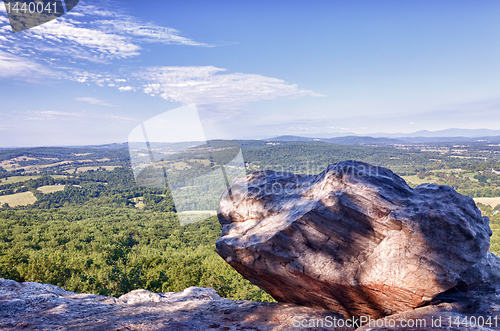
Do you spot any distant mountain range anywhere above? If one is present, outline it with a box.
[266,129,500,145]
[370,128,500,138]
[3,129,500,150]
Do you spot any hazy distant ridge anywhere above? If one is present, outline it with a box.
[266,128,500,145]
[370,128,500,138]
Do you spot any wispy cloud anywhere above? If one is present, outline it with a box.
[0,0,211,65]
[75,97,115,107]
[74,66,325,111]
[0,0,322,115]
[94,19,211,47]
[73,2,212,47]
[27,19,142,61]
[0,50,59,80]
[0,125,13,131]
[12,110,134,123]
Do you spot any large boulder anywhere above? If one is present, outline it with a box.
[216,161,493,319]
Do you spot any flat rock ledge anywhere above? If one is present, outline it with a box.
[2,278,500,330]
[0,278,348,331]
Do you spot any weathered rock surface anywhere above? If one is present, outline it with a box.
[3,278,500,330]
[355,283,500,330]
[216,160,494,319]
[0,278,351,331]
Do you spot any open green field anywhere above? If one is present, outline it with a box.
[474,197,500,208]
[461,172,479,182]
[0,176,41,185]
[449,155,488,160]
[401,170,480,188]
[0,192,37,206]
[401,175,440,187]
[67,166,119,174]
[437,169,465,174]
[37,185,66,194]
[0,175,68,185]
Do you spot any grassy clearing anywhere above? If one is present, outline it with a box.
[449,155,487,160]
[462,172,479,182]
[474,197,500,208]
[0,176,41,184]
[0,156,39,171]
[7,161,73,173]
[130,198,146,210]
[401,175,441,187]
[438,169,464,174]
[0,192,37,206]
[0,175,68,185]
[172,161,190,170]
[66,166,119,174]
[37,185,66,194]
[402,169,480,188]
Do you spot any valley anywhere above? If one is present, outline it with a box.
[1,137,500,301]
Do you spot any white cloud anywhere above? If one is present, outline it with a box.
[139,66,324,109]
[65,12,85,17]
[118,86,133,92]
[12,110,134,122]
[0,125,13,131]
[27,19,142,61]
[0,50,59,79]
[74,66,324,111]
[13,110,85,122]
[0,0,211,65]
[73,2,211,46]
[95,19,212,47]
[0,1,321,114]
[75,97,115,107]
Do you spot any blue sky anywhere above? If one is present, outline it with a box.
[0,0,499,147]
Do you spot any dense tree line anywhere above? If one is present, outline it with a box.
[240,141,500,177]
[412,170,500,197]
[0,208,273,301]
[0,146,129,164]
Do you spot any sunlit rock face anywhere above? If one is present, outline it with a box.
[216,160,492,319]
[0,278,347,331]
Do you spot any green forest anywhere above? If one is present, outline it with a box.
[0,208,273,301]
[1,140,500,301]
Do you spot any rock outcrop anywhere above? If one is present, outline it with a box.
[3,278,500,330]
[216,160,495,319]
[0,278,349,331]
